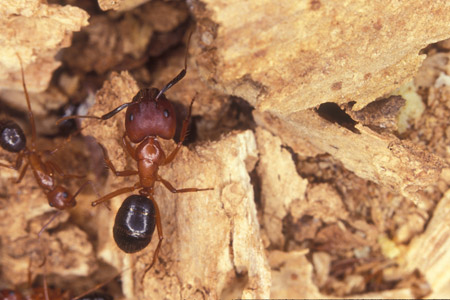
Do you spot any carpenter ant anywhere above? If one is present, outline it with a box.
[0,55,93,232]
[57,31,212,278]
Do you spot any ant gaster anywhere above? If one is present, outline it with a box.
[58,32,213,278]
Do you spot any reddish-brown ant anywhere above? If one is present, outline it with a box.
[0,56,98,300]
[0,56,94,235]
[58,32,213,278]
[0,55,92,222]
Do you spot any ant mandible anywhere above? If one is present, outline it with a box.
[0,55,92,234]
[58,31,212,277]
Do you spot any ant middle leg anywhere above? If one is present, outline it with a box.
[158,176,213,193]
[99,143,138,177]
[122,133,136,160]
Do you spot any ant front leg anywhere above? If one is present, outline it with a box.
[158,176,213,193]
[163,96,195,165]
[122,133,137,160]
[99,143,138,177]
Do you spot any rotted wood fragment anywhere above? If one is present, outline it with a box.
[402,190,450,298]
[344,96,405,132]
[255,128,308,248]
[254,110,444,204]
[0,0,88,92]
[65,1,189,74]
[98,0,150,11]
[192,0,450,114]
[0,0,88,131]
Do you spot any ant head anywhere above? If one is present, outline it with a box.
[0,121,26,153]
[47,186,75,210]
[125,88,176,143]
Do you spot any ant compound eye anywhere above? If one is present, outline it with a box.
[62,192,68,198]
[163,109,169,118]
[129,114,134,121]
[49,202,54,207]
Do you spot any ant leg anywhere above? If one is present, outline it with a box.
[91,182,141,207]
[15,162,29,184]
[45,160,85,180]
[141,195,163,283]
[163,95,195,165]
[158,176,213,193]
[0,162,16,169]
[122,133,136,160]
[99,143,138,177]
[38,211,62,239]
[14,151,25,170]
[37,212,61,300]
[0,149,24,170]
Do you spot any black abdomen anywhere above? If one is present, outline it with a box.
[113,195,156,253]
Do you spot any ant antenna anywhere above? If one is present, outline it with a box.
[155,30,193,101]
[16,54,37,149]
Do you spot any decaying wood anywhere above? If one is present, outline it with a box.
[255,128,308,248]
[1,0,450,299]
[192,0,448,202]
[0,0,88,92]
[402,190,450,298]
[254,109,444,204]
[0,0,88,132]
[98,0,150,11]
[192,0,450,113]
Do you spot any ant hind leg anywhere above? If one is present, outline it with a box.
[158,176,213,194]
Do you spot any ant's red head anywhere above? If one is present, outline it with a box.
[125,88,176,143]
[47,186,75,210]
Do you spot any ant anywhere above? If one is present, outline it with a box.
[0,56,94,234]
[57,31,213,278]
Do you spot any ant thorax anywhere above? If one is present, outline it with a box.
[135,137,166,188]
